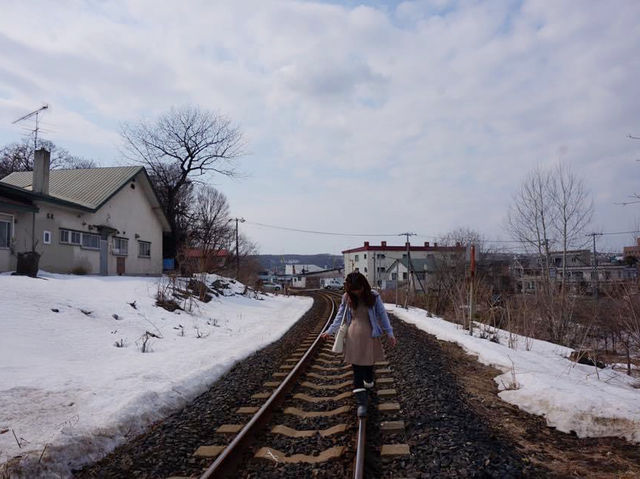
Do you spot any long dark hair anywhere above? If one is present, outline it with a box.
[344,272,376,309]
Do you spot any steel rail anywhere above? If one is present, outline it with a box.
[354,417,366,479]
[200,290,338,478]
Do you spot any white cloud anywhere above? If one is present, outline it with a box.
[0,0,638,253]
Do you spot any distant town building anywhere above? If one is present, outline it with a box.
[513,249,638,294]
[290,267,343,289]
[284,263,323,275]
[342,241,465,289]
[178,248,228,274]
[623,237,640,261]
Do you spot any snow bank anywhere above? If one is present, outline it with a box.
[386,304,640,443]
[0,273,312,477]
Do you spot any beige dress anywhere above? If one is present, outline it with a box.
[343,303,385,366]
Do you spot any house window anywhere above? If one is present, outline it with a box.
[138,241,151,258]
[113,237,128,256]
[0,219,11,248]
[82,233,100,250]
[355,255,359,261]
[364,267,368,273]
[364,254,367,259]
[60,229,81,245]
[377,254,385,259]
[402,272,408,280]
[43,231,51,245]
[391,273,397,280]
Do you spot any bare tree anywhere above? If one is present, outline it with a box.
[0,139,96,178]
[438,226,487,252]
[549,162,594,294]
[507,166,556,281]
[506,163,594,344]
[120,106,243,257]
[188,185,234,271]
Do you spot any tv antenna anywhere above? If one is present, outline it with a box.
[12,104,49,151]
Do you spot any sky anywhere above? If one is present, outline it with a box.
[0,0,639,255]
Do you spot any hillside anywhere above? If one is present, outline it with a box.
[252,254,343,273]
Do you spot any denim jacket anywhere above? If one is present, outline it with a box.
[325,291,394,338]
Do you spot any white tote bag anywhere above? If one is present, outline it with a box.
[331,313,348,353]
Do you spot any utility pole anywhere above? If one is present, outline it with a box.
[373,253,376,289]
[468,244,476,335]
[395,261,399,306]
[586,232,603,299]
[228,217,245,279]
[399,232,417,309]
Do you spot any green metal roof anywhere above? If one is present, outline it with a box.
[1,166,143,210]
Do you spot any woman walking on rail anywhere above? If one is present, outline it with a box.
[321,272,397,417]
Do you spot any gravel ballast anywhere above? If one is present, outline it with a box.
[381,315,543,478]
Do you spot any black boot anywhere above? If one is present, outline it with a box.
[353,388,368,417]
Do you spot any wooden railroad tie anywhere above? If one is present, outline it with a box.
[315,358,343,365]
[284,405,351,418]
[293,391,352,402]
[236,406,260,414]
[300,380,352,391]
[380,444,410,457]
[380,420,405,433]
[251,392,272,399]
[254,446,345,464]
[216,424,244,434]
[376,377,395,384]
[271,423,348,438]
[377,388,397,397]
[306,371,352,380]
[311,363,352,371]
[377,402,401,413]
[193,445,226,458]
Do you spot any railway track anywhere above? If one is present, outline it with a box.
[76,290,409,479]
[166,289,407,478]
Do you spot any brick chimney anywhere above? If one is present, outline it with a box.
[434,242,438,247]
[33,148,50,195]
[424,241,430,247]
[364,241,370,247]
[381,241,387,247]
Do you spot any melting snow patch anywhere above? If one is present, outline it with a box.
[0,273,312,477]
[386,304,640,443]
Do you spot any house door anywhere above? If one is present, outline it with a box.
[100,240,108,275]
[117,257,125,276]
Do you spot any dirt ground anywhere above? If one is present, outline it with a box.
[439,339,640,479]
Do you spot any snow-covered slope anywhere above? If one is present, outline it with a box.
[387,304,640,443]
[0,273,312,477]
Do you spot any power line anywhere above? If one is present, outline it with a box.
[244,220,400,237]
[243,220,639,244]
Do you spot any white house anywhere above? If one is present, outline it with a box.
[343,241,465,288]
[0,149,170,276]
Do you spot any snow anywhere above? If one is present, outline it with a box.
[386,304,640,443]
[0,273,312,477]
